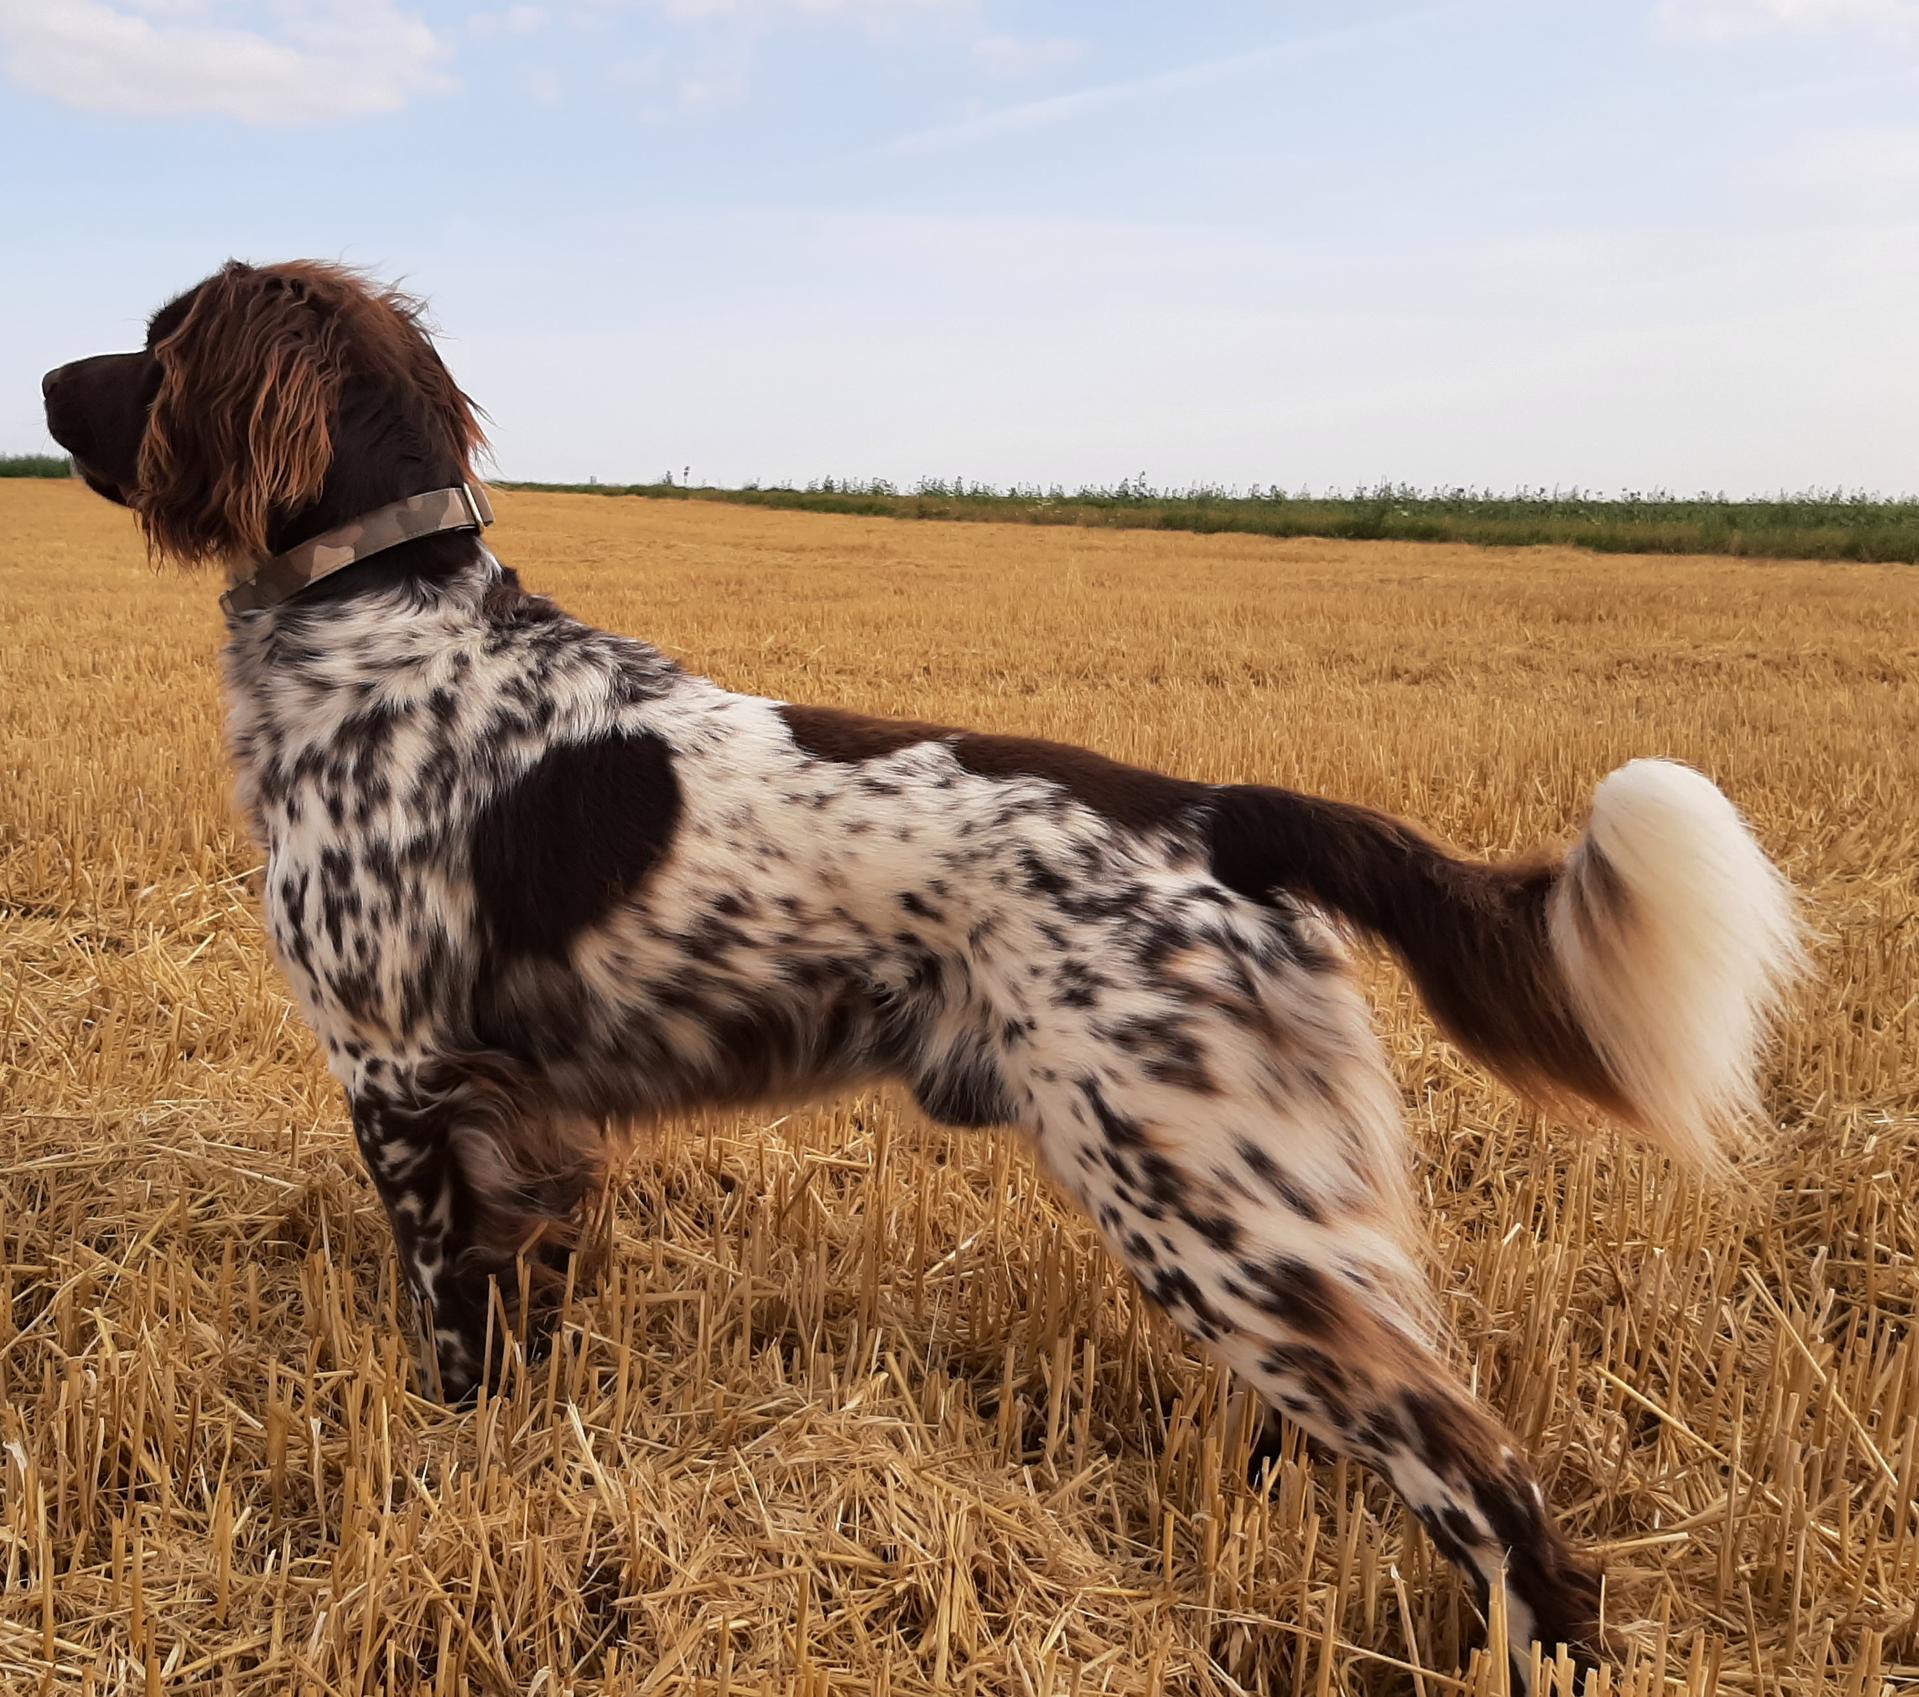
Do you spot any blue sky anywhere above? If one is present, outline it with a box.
[4,0,1917,493]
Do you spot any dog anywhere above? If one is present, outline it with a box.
[42,259,1804,1689]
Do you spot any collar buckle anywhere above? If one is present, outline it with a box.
[457,481,495,531]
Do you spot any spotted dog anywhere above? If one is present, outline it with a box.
[42,259,1805,1689]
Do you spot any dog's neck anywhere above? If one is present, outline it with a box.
[222,485,493,617]
[234,531,502,632]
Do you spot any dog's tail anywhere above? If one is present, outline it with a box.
[1208,759,1806,1168]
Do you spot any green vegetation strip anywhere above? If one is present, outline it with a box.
[500,477,1919,564]
[0,453,72,478]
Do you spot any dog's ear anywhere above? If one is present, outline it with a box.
[136,261,346,565]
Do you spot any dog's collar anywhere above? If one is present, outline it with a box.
[220,483,494,617]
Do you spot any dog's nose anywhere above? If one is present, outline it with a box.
[41,365,65,400]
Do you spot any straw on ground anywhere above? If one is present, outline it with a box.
[1,481,1913,1694]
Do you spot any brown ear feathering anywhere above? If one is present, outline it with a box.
[134,260,487,567]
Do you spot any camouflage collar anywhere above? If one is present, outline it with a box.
[220,484,495,617]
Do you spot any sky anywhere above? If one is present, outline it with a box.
[2,0,1917,495]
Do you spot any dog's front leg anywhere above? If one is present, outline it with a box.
[347,1069,602,1400]
[348,1083,502,1400]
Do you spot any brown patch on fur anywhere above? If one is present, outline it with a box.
[1401,1382,1507,1478]
[135,260,486,567]
[779,703,1201,834]
[1207,785,1636,1127]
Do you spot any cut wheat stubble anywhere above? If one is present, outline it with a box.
[1,479,1913,1694]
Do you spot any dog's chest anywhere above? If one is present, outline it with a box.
[224,607,515,1067]
[248,721,478,1073]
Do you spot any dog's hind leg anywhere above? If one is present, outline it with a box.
[1050,1116,1601,1685]
[1024,975,1602,1690]
[1243,1305,1604,1688]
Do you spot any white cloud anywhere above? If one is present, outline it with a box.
[1655,0,1919,40]
[972,32,1082,77]
[651,0,952,16]
[0,0,453,123]
[470,4,548,37]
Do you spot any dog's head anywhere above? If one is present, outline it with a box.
[42,260,485,567]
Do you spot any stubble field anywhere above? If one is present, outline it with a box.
[1,479,1914,1695]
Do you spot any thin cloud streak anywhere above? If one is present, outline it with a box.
[884,4,1470,155]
